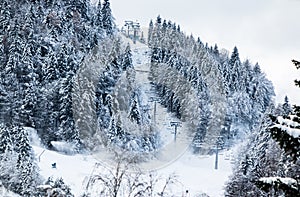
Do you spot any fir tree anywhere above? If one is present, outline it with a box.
[0,124,11,154]
[58,72,78,143]
[228,46,242,92]
[121,44,132,70]
[233,59,300,196]
[129,99,141,125]
[101,0,114,36]
[148,20,154,46]
[282,96,292,116]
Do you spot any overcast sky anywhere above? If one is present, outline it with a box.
[110,0,300,105]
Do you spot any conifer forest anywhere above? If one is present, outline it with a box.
[0,0,299,196]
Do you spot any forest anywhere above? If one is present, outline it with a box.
[0,0,299,196]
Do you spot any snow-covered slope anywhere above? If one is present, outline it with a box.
[28,38,234,197]
[33,144,233,196]
[33,145,97,196]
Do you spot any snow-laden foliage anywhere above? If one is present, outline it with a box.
[225,59,300,197]
[0,124,41,196]
[0,0,117,149]
[148,16,275,151]
[35,177,73,197]
[0,0,120,195]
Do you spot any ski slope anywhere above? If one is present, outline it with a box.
[117,36,194,171]
[33,144,234,197]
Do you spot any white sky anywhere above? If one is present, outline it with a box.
[110,0,300,105]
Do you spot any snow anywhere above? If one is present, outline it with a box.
[157,151,233,196]
[36,184,52,190]
[33,145,98,196]
[271,124,300,138]
[259,177,298,189]
[277,116,300,128]
[50,141,78,155]
[30,116,233,196]
[269,115,300,138]
[26,127,43,147]
[32,144,233,196]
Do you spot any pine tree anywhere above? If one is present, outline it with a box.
[121,44,132,70]
[253,60,300,196]
[101,0,114,36]
[213,44,219,56]
[282,96,292,116]
[0,124,11,154]
[94,0,103,28]
[228,46,242,92]
[148,20,154,46]
[39,177,73,196]
[44,51,59,82]
[151,15,162,48]
[58,72,78,143]
[225,110,279,196]
[129,99,141,125]
[0,0,12,36]
[0,126,41,196]
[0,39,4,67]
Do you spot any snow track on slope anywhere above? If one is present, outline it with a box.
[91,36,194,171]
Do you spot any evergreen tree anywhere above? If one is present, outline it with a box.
[228,46,242,92]
[129,99,141,125]
[282,96,292,116]
[227,60,300,196]
[94,0,102,27]
[58,72,78,143]
[148,20,153,46]
[225,109,280,196]
[213,44,219,56]
[101,0,114,36]
[0,125,41,196]
[43,51,59,82]
[0,124,11,154]
[120,44,132,70]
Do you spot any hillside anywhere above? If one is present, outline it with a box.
[0,0,299,196]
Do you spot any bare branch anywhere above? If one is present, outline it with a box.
[292,59,300,69]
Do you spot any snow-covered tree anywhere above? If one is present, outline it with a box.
[148,20,154,46]
[225,109,280,196]
[227,59,300,196]
[0,124,11,155]
[128,98,141,125]
[0,125,41,196]
[282,96,292,116]
[58,72,79,144]
[101,0,114,36]
[228,46,243,92]
[94,0,102,27]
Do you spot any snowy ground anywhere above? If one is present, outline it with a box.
[0,184,20,197]
[32,144,234,197]
[158,151,234,196]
